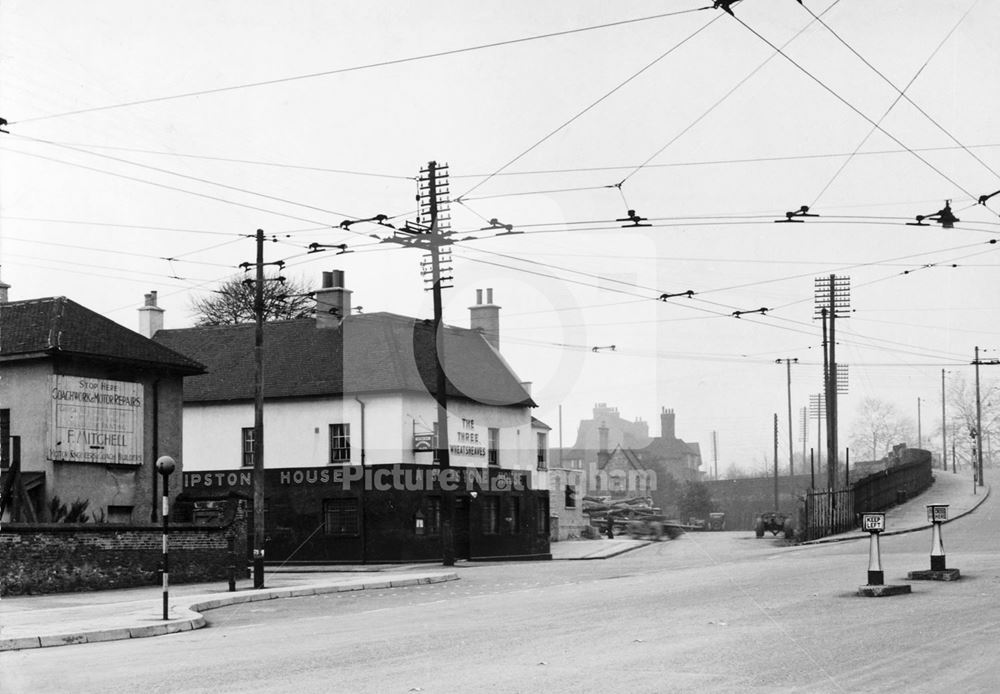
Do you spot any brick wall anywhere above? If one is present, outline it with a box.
[0,504,246,596]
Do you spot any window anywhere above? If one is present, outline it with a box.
[241,427,255,467]
[425,497,441,535]
[537,497,550,534]
[536,432,548,470]
[329,423,351,464]
[481,496,499,534]
[565,484,577,509]
[323,498,360,535]
[488,427,500,466]
[504,497,520,534]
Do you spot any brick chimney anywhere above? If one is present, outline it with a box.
[315,269,352,328]
[597,423,610,466]
[0,268,9,303]
[469,287,500,351]
[138,290,164,337]
[661,408,676,440]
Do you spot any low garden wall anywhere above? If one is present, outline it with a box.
[0,505,246,596]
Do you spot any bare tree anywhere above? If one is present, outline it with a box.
[946,373,999,470]
[847,398,916,463]
[190,273,315,325]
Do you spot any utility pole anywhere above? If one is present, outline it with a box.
[712,430,718,480]
[241,229,285,589]
[815,275,850,489]
[776,358,798,477]
[917,397,922,449]
[941,370,947,471]
[971,347,999,487]
[810,393,824,480]
[800,406,808,476]
[380,161,456,565]
[773,413,779,510]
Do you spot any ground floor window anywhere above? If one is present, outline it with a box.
[537,496,549,535]
[425,497,441,535]
[504,496,520,534]
[481,495,499,534]
[323,497,360,535]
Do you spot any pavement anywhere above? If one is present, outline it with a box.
[800,468,989,544]
[0,470,984,652]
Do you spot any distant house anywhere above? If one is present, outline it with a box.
[553,404,703,518]
[0,284,204,524]
[151,273,551,564]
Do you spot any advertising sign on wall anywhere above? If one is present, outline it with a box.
[48,375,144,465]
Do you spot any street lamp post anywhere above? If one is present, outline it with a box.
[155,455,176,620]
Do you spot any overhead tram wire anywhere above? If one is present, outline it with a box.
[730,13,983,205]
[10,134,363,223]
[456,12,723,202]
[8,7,715,126]
[447,144,1000,180]
[2,234,237,269]
[15,141,415,181]
[0,215,245,238]
[806,0,981,209]
[0,145,351,231]
[615,0,842,189]
[799,0,999,198]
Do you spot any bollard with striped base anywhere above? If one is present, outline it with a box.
[156,456,176,620]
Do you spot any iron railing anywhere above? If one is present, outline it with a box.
[799,459,932,542]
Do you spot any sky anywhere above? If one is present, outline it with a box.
[1,0,998,474]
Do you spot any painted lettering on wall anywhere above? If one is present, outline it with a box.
[48,376,144,465]
[451,417,486,458]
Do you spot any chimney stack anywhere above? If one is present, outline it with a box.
[138,290,164,337]
[469,287,500,351]
[660,408,676,440]
[0,268,9,303]
[315,269,352,328]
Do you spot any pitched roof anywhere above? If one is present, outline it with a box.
[639,435,700,460]
[153,312,534,407]
[0,297,204,373]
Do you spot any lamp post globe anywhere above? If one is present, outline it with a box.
[155,455,176,476]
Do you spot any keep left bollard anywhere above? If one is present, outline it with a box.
[908,504,961,581]
[858,512,911,597]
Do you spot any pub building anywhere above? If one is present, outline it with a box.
[152,274,552,563]
[0,280,204,524]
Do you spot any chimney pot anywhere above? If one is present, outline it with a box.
[469,288,500,351]
[138,289,165,337]
[315,269,351,328]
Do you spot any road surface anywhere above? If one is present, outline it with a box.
[2,491,997,693]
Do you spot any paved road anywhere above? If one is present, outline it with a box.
[3,492,997,693]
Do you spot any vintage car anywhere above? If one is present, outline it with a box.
[754,511,795,539]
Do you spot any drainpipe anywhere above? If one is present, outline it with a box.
[151,379,160,522]
[355,396,367,563]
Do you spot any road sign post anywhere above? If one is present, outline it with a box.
[857,512,911,597]
[908,504,961,581]
[862,512,885,586]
